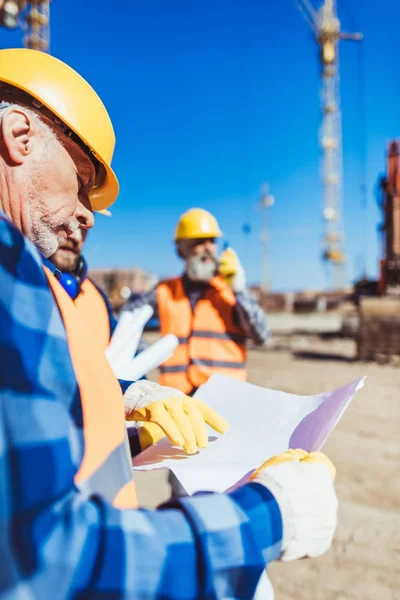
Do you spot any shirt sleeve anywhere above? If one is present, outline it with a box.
[233,288,270,346]
[0,218,282,599]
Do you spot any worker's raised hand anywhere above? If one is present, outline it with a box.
[218,247,246,292]
[124,380,229,454]
[251,449,338,562]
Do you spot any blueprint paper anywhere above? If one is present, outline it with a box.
[115,334,178,381]
[132,374,365,495]
[106,305,153,373]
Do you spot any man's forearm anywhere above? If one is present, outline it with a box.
[234,289,270,345]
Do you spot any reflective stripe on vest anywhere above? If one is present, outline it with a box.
[157,276,247,393]
[74,278,111,351]
[44,268,137,509]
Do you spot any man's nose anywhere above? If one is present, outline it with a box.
[75,200,94,230]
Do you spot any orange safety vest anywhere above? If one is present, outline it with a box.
[74,278,111,351]
[44,268,137,509]
[157,276,247,394]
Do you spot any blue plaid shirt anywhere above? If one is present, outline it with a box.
[0,215,282,599]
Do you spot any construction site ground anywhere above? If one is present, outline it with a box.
[136,330,400,600]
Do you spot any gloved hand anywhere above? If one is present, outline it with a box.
[251,449,338,562]
[218,247,246,293]
[137,422,164,451]
[124,380,229,454]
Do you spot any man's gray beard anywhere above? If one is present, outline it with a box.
[186,254,218,282]
[30,222,60,257]
[25,183,79,258]
[25,199,58,257]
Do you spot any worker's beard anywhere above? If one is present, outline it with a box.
[26,201,75,258]
[24,155,79,258]
[186,252,218,282]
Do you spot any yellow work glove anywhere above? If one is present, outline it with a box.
[124,380,229,454]
[251,449,338,561]
[138,422,165,451]
[218,247,246,292]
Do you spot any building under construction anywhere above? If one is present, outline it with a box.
[89,267,158,313]
[357,141,400,362]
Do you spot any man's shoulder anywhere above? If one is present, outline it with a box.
[156,276,185,300]
[157,276,182,289]
[0,216,58,350]
[0,214,45,287]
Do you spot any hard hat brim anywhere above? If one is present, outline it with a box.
[175,230,223,242]
[89,162,119,211]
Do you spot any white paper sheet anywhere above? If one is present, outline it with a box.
[106,305,153,369]
[132,374,365,495]
[106,305,179,381]
[115,334,179,381]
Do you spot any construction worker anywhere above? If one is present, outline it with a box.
[0,48,338,598]
[126,208,269,395]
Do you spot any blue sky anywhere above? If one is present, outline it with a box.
[1,0,399,290]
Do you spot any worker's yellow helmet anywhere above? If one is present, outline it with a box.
[0,48,118,211]
[175,208,223,241]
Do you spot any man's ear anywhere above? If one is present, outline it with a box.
[1,108,35,165]
[176,241,186,259]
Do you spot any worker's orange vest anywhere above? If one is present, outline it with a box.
[44,268,137,509]
[74,278,111,351]
[157,276,247,394]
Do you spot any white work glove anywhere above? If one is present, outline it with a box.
[124,380,229,454]
[251,449,338,562]
[124,380,184,415]
[218,247,246,293]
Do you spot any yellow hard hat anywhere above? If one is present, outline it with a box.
[0,48,118,211]
[175,208,223,241]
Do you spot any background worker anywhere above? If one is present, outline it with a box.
[48,226,155,456]
[48,225,147,353]
[0,48,338,599]
[125,207,269,395]
[47,226,116,349]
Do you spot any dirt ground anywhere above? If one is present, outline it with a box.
[135,336,400,599]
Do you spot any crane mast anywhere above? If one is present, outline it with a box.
[294,0,362,289]
[0,1,51,52]
[24,0,50,51]
[319,0,346,289]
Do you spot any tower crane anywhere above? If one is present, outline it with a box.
[0,1,51,52]
[293,0,362,289]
